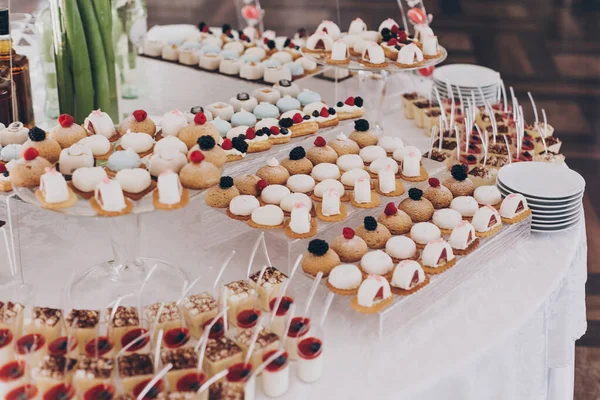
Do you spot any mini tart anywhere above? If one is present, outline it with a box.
[290,121,319,138]
[399,165,429,182]
[233,174,262,196]
[355,217,392,250]
[398,189,434,223]
[35,186,78,209]
[329,134,360,156]
[90,196,134,217]
[377,208,412,235]
[256,162,290,186]
[326,263,363,296]
[315,201,348,222]
[179,160,221,190]
[423,182,453,209]
[301,240,341,277]
[284,218,318,239]
[329,230,369,263]
[152,187,190,210]
[306,144,339,165]
[205,178,240,208]
[118,113,156,136]
[374,179,405,197]
[350,190,380,209]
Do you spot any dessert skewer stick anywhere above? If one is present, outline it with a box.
[475,124,488,166]
[108,294,134,336]
[433,87,448,129]
[509,87,517,123]
[244,315,265,365]
[196,307,228,372]
[116,330,151,357]
[252,349,285,378]
[518,105,524,156]
[503,133,512,164]
[318,292,335,331]
[220,286,228,334]
[198,369,229,395]
[527,92,539,126]
[261,234,273,268]
[177,274,203,306]
[246,233,264,279]
[279,303,296,350]
[64,317,77,376]
[455,125,461,161]
[150,302,165,336]
[137,264,158,318]
[484,100,498,144]
[449,100,455,129]
[213,250,235,295]
[137,363,172,400]
[153,329,164,372]
[269,254,302,325]
[542,108,549,138]
[457,86,465,116]
[500,80,508,113]
[428,126,436,159]
[437,118,443,152]
[303,271,323,317]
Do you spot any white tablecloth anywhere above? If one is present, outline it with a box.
[0,58,587,399]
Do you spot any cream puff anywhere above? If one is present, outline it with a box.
[21,127,62,164]
[444,164,475,197]
[355,216,392,250]
[398,188,435,223]
[330,227,369,263]
[119,109,156,136]
[349,119,378,148]
[280,146,313,175]
[179,150,221,190]
[178,112,221,149]
[205,176,240,208]
[256,158,290,185]
[306,136,338,165]
[50,114,87,149]
[301,239,341,277]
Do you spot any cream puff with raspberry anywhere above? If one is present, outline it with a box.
[220,136,248,162]
[306,136,338,165]
[330,227,368,263]
[179,150,221,190]
[187,135,227,168]
[119,109,156,137]
[49,114,88,149]
[21,126,62,164]
[10,148,53,188]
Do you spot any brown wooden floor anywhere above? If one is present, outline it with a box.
[14,0,600,398]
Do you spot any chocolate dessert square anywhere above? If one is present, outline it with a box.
[203,337,243,378]
[66,309,100,354]
[160,347,199,390]
[31,354,77,394]
[72,356,114,394]
[181,292,219,339]
[105,306,140,351]
[0,301,24,336]
[118,353,154,394]
[233,327,279,371]
[27,307,64,343]
[144,302,183,333]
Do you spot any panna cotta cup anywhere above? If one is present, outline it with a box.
[163,327,191,349]
[42,383,76,400]
[224,362,255,400]
[132,378,165,399]
[15,333,47,366]
[5,383,39,400]
[0,328,14,363]
[297,336,323,383]
[201,317,226,339]
[261,350,289,397]
[285,316,310,361]
[268,296,294,337]
[83,383,116,400]
[84,336,115,358]
[0,360,27,398]
[236,308,262,330]
[47,336,78,357]
[120,328,151,354]
[175,371,207,400]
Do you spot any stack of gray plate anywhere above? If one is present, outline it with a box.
[496,162,585,233]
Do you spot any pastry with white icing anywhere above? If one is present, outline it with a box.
[149,147,187,177]
[83,110,117,141]
[160,109,188,137]
[91,178,132,216]
[37,168,75,208]
[432,208,463,233]
[327,264,362,295]
[78,135,112,159]
[71,167,107,195]
[471,205,502,237]
[449,221,478,254]
[421,239,455,270]
[360,250,394,276]
[390,260,426,291]
[352,275,393,313]
[385,236,417,262]
[450,196,479,218]
[115,168,152,196]
[250,204,285,228]
[228,195,260,220]
[499,193,531,223]
[473,185,502,207]
[286,174,315,194]
[409,222,441,247]
[58,143,94,175]
[261,184,291,205]
[304,32,334,52]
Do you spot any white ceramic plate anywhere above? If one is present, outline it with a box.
[532,207,581,221]
[531,216,581,230]
[433,64,500,88]
[532,210,581,225]
[496,180,584,204]
[531,222,579,233]
[434,84,498,94]
[497,162,585,199]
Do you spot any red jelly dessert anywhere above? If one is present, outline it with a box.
[83,384,115,400]
[263,350,288,373]
[163,327,190,349]
[226,363,253,383]
[236,309,261,329]
[16,334,45,355]
[297,337,323,360]
[6,384,38,400]
[133,379,165,400]
[121,328,150,352]
[518,151,533,162]
[43,384,75,400]
[0,360,25,382]
[467,143,482,155]
[459,154,479,165]
[269,296,294,316]
[48,336,78,356]
[176,372,206,392]
[469,134,482,145]
[521,139,534,151]
[0,329,13,349]
[287,317,310,338]
[202,318,225,339]
[85,337,113,357]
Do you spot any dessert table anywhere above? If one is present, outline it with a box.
[0,57,586,400]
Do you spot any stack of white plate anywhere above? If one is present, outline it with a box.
[432,64,501,106]
[496,162,585,233]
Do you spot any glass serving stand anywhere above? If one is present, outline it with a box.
[300,46,447,134]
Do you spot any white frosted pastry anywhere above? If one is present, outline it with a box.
[255,118,280,131]
[357,275,392,308]
[286,174,315,194]
[362,43,385,65]
[72,167,107,193]
[273,80,301,98]
[348,18,367,35]
[391,260,425,290]
[251,204,285,226]
[410,222,441,245]
[316,20,341,39]
[270,51,293,64]
[311,163,340,181]
[342,34,361,48]
[397,43,424,65]
[432,209,463,230]
[78,135,111,157]
[330,40,349,61]
[244,46,267,60]
[385,236,417,260]
[261,184,291,205]
[162,43,179,61]
[178,47,200,65]
[253,87,282,104]
[264,65,292,84]
[154,136,188,155]
[39,169,69,203]
[360,30,380,42]
[361,250,394,275]
[449,221,477,250]
[230,93,259,113]
[353,39,373,57]
[337,154,364,172]
[223,41,244,55]
[84,110,116,139]
[115,168,151,194]
[120,131,155,153]
[289,203,311,234]
[393,145,420,163]
[378,18,399,33]
[305,32,334,51]
[369,157,398,174]
[94,178,126,212]
[341,168,370,187]
[421,239,455,268]
[473,185,502,206]
[206,102,235,121]
[500,193,529,219]
[402,149,421,177]
[230,195,260,216]
[450,196,479,218]
[143,39,165,57]
[157,171,183,205]
[58,143,94,175]
[328,264,362,290]
[0,122,29,146]
[359,145,386,163]
[314,179,345,198]
[280,193,312,213]
[377,164,396,194]
[471,205,502,233]
[353,176,371,203]
[240,61,264,80]
[378,136,404,153]
[321,187,341,216]
[161,109,188,137]
[1,144,23,162]
[422,35,439,57]
[296,56,318,71]
[148,147,187,176]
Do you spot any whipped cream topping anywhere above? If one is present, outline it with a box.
[357,275,391,308]
[391,260,425,290]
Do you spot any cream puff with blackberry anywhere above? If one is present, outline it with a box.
[187,135,227,168]
[205,176,240,208]
[398,188,434,223]
[349,119,378,148]
[178,112,221,149]
[355,216,391,250]
[301,239,341,277]
[444,164,475,197]
[329,132,360,156]
[21,126,61,164]
[179,150,221,190]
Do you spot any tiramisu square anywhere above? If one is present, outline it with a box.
[233,327,279,371]
[248,267,287,311]
[105,306,140,351]
[203,337,243,378]
[224,281,258,327]
[160,347,199,390]
[117,353,154,394]
[401,92,424,119]
[144,302,182,334]
[27,307,63,343]
[0,301,24,337]
[181,293,219,339]
[66,309,100,354]
[31,354,77,394]
[72,356,114,394]
[411,100,438,128]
